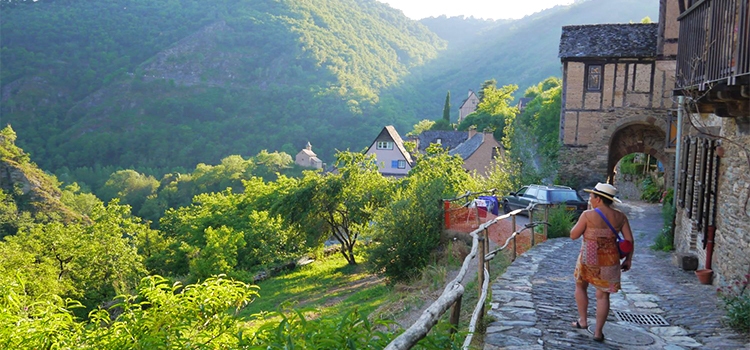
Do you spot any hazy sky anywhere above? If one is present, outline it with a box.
[377,0,576,20]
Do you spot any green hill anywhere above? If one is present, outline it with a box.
[1,0,444,173]
[1,0,657,179]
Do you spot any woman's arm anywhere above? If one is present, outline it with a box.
[570,211,588,240]
[620,215,634,270]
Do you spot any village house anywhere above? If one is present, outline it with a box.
[458,90,480,124]
[294,142,323,169]
[448,128,503,177]
[364,125,414,177]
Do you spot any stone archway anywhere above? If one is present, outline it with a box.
[607,122,672,187]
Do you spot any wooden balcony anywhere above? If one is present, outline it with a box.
[676,0,749,100]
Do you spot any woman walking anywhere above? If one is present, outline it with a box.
[570,182,634,342]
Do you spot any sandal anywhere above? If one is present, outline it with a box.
[571,319,587,329]
[593,333,605,342]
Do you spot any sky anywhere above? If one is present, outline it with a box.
[377,0,576,20]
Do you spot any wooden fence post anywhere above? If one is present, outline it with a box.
[449,297,462,334]
[543,205,549,241]
[529,207,535,247]
[483,228,490,275]
[511,214,517,261]
[444,200,451,229]
[477,235,485,327]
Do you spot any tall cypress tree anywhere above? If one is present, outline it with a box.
[442,91,451,123]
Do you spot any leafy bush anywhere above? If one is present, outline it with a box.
[651,192,675,251]
[0,275,259,349]
[369,181,445,283]
[718,274,750,332]
[640,176,663,203]
[546,206,575,238]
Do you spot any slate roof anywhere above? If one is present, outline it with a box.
[449,133,485,160]
[299,149,316,157]
[417,130,469,152]
[559,23,658,59]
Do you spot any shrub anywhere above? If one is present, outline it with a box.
[546,206,575,238]
[368,181,444,283]
[651,194,675,251]
[640,176,663,203]
[718,274,750,332]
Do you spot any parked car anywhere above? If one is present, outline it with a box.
[502,185,588,217]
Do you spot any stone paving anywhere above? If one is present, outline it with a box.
[483,201,749,349]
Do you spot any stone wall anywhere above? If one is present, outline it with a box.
[673,114,750,286]
[559,107,673,188]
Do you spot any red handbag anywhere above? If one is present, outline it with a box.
[594,208,632,259]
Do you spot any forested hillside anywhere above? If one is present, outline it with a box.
[2,0,657,181]
[398,0,658,121]
[1,0,443,175]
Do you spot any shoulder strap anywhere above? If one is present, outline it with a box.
[594,208,620,240]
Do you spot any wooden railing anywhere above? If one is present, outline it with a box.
[676,0,750,89]
[385,200,549,350]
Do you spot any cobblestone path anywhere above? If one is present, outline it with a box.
[484,201,749,349]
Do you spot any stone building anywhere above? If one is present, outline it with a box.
[294,142,323,169]
[671,0,750,285]
[558,20,678,188]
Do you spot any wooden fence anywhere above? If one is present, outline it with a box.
[384,191,550,350]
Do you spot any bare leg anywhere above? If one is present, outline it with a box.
[574,281,589,327]
[594,289,610,339]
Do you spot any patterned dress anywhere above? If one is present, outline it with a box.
[574,227,621,293]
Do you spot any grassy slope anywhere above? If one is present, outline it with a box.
[240,240,511,346]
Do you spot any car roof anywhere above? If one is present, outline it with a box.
[527,184,574,191]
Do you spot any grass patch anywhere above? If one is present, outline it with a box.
[240,251,389,330]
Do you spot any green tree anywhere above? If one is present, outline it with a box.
[0,200,149,313]
[99,170,159,216]
[458,83,518,143]
[477,79,497,102]
[406,119,436,137]
[509,77,562,183]
[274,152,389,265]
[369,145,474,282]
[442,90,451,123]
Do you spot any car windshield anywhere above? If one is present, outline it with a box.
[548,190,581,202]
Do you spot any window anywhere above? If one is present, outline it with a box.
[587,64,602,91]
[493,147,502,158]
[391,160,406,169]
[525,188,538,198]
[377,141,393,150]
[677,136,720,236]
[515,187,527,196]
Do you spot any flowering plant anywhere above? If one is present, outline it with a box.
[717,274,750,332]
